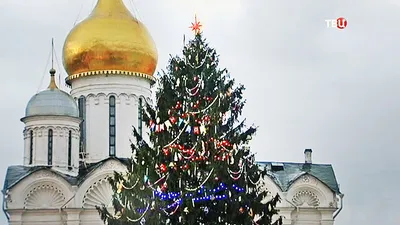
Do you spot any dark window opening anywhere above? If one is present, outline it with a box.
[48,129,53,166]
[29,130,33,164]
[109,96,116,156]
[138,98,143,137]
[78,96,86,158]
[68,130,72,170]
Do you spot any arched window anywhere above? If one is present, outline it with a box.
[109,96,116,156]
[68,130,72,170]
[29,130,33,164]
[138,98,143,136]
[78,96,86,158]
[48,129,53,166]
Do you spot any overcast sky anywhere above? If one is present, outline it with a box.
[1,0,399,224]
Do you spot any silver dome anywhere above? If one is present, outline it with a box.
[25,88,78,117]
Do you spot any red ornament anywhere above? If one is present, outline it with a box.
[193,127,200,135]
[161,182,168,191]
[175,101,182,109]
[160,164,167,173]
[169,116,177,124]
[239,207,244,214]
[194,76,199,82]
[163,148,170,156]
[181,164,190,170]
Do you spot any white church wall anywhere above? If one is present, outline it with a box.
[284,174,338,225]
[22,116,81,176]
[6,170,74,210]
[4,161,339,225]
[70,75,152,163]
[287,174,335,208]
[74,159,127,209]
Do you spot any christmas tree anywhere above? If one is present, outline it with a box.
[98,18,282,225]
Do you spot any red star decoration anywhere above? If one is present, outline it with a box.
[189,15,202,34]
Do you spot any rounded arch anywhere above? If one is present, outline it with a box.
[128,93,139,102]
[106,92,118,98]
[24,182,66,209]
[76,172,115,208]
[19,170,73,194]
[96,93,107,101]
[82,176,114,208]
[287,174,329,207]
[86,93,96,103]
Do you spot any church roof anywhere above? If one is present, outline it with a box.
[3,159,340,194]
[2,158,129,191]
[258,161,341,194]
[24,88,78,118]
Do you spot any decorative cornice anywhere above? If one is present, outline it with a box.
[75,92,152,106]
[21,115,82,124]
[24,126,79,137]
[66,70,155,86]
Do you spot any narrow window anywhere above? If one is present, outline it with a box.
[138,98,143,136]
[48,129,53,166]
[109,96,116,156]
[78,96,86,158]
[29,130,33,164]
[68,130,72,170]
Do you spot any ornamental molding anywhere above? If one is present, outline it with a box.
[24,126,79,137]
[28,170,72,192]
[24,183,66,209]
[99,160,126,172]
[302,175,311,183]
[76,92,153,106]
[32,170,59,179]
[292,190,320,207]
[82,176,113,208]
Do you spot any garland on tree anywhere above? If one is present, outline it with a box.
[98,18,282,225]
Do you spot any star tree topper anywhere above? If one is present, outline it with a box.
[189,14,202,34]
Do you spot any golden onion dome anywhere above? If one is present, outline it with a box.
[63,0,158,85]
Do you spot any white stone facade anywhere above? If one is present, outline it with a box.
[21,115,81,176]
[3,160,342,225]
[261,175,341,225]
[69,75,152,163]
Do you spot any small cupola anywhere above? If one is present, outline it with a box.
[21,67,81,176]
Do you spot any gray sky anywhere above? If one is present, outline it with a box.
[1,0,399,224]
